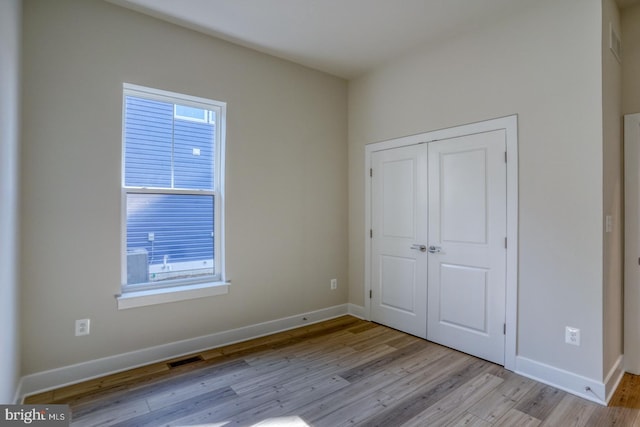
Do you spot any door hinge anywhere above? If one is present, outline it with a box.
[370,229,373,238]
[505,152,507,163]
[369,290,373,299]
[503,323,506,335]
[504,237,507,249]
[370,168,373,177]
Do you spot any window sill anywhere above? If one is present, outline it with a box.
[116,281,230,310]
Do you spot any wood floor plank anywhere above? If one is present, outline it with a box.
[111,386,237,427]
[467,370,537,423]
[384,332,425,350]
[230,362,311,395]
[347,326,412,351]
[280,349,362,392]
[337,340,430,382]
[448,412,492,427]
[277,342,399,395]
[346,321,379,334]
[540,393,596,427]
[26,361,171,405]
[70,398,150,427]
[350,358,492,426]
[494,408,542,427]
[21,317,640,427]
[176,329,399,425]
[144,358,289,411]
[319,352,483,427]
[386,342,460,376]
[71,358,250,417]
[202,316,363,364]
[297,369,403,423]
[219,372,365,426]
[168,384,292,426]
[585,373,640,426]
[243,332,347,366]
[23,390,54,404]
[397,372,504,427]
[169,375,350,426]
[585,404,640,426]
[515,382,566,420]
[300,352,460,426]
[308,389,393,427]
[373,349,473,403]
[608,372,640,413]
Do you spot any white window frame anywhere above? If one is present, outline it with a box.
[117,83,228,309]
[173,105,216,124]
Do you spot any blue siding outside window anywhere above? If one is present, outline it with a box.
[124,97,173,188]
[126,193,214,265]
[124,95,216,285]
[174,120,215,190]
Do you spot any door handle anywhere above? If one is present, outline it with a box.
[411,244,427,252]
[427,245,442,253]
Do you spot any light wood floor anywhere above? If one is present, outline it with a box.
[25,316,640,426]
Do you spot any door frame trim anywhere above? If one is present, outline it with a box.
[624,113,640,374]
[364,115,518,371]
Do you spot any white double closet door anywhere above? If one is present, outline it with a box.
[370,130,507,365]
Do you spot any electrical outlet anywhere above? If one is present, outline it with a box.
[565,326,580,346]
[75,319,91,336]
[330,279,337,290]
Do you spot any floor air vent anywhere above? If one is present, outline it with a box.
[167,355,203,368]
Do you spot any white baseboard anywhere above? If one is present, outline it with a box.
[348,303,365,319]
[13,378,23,405]
[604,355,625,404]
[515,356,607,405]
[17,304,350,402]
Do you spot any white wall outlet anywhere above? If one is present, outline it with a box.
[565,326,580,346]
[75,318,91,336]
[330,279,337,290]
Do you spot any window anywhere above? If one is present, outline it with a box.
[121,83,226,300]
[174,105,215,124]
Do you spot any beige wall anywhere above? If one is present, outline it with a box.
[622,4,640,114]
[21,0,348,375]
[348,0,605,380]
[602,0,624,378]
[0,0,21,403]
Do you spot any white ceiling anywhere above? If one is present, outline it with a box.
[108,0,639,79]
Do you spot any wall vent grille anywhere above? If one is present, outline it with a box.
[167,355,203,368]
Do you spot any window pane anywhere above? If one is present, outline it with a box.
[124,95,215,190]
[174,105,207,122]
[124,96,173,188]
[126,193,214,285]
[174,119,214,190]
